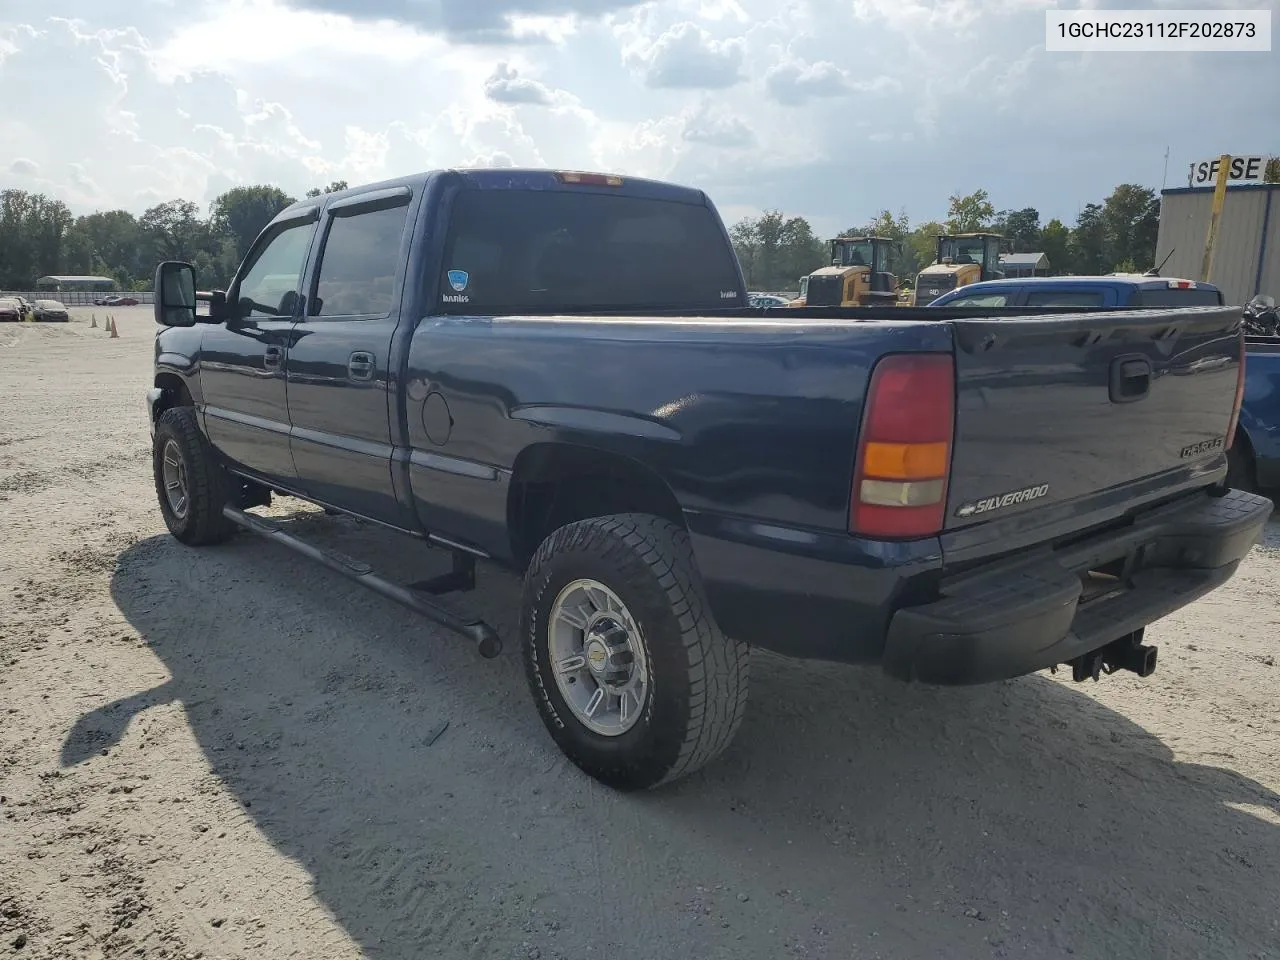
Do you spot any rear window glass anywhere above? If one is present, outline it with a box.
[1132,287,1223,307]
[436,189,742,313]
[1025,290,1105,307]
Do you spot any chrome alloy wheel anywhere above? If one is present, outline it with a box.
[547,579,651,736]
[161,439,190,519]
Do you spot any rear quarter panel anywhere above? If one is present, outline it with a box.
[400,316,953,560]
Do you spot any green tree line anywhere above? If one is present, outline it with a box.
[0,181,348,290]
[2,172,1274,292]
[732,184,1169,291]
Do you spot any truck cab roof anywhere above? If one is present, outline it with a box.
[269,168,714,228]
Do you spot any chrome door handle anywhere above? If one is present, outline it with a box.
[348,351,375,381]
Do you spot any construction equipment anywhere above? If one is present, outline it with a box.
[797,236,903,307]
[912,233,1005,305]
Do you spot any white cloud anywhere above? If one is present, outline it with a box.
[764,58,844,104]
[764,57,900,106]
[622,21,746,88]
[682,102,754,147]
[690,0,750,21]
[484,62,556,105]
[0,0,1270,242]
[278,0,645,43]
[850,0,1053,34]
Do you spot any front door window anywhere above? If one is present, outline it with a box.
[234,222,315,319]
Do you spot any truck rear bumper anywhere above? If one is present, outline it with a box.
[688,487,1271,680]
[881,488,1272,685]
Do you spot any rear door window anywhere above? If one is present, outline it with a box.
[436,188,743,313]
[311,199,410,318]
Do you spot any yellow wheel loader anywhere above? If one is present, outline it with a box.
[795,236,904,307]
[913,233,1005,305]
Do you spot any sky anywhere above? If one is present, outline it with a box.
[0,0,1275,238]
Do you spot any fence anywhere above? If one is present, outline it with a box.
[0,290,155,306]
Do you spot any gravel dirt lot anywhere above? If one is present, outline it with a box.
[2,307,1279,960]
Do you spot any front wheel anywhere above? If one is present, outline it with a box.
[152,406,236,545]
[521,514,749,790]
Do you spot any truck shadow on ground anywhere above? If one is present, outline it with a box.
[65,511,1280,960]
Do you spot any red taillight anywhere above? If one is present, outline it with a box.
[1227,329,1246,450]
[850,353,956,539]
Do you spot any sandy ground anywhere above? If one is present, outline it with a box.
[1,306,1279,960]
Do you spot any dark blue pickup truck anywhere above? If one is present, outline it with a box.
[148,168,1272,790]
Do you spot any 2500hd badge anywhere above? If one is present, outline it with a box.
[954,483,1051,519]
[1179,436,1225,458]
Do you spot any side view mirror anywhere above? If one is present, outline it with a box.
[154,261,197,327]
[207,290,229,322]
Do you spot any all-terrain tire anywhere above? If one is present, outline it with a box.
[521,513,749,790]
[153,406,236,546]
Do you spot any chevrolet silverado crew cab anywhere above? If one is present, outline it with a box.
[148,168,1272,790]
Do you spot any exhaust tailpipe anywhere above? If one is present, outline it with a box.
[1069,630,1158,681]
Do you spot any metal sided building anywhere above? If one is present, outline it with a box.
[999,252,1050,278]
[1155,183,1279,306]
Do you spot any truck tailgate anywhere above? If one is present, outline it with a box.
[945,307,1242,529]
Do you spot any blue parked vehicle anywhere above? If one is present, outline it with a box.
[928,275,1278,497]
[924,274,1225,309]
[1233,336,1280,495]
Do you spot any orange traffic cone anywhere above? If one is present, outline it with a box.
[91,313,97,328]
[108,316,119,339]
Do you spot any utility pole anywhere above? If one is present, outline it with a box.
[1200,154,1231,283]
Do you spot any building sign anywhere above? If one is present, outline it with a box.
[1187,155,1269,186]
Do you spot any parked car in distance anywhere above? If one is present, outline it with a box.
[0,297,23,321]
[924,275,1224,308]
[147,167,1270,791]
[4,295,39,320]
[747,293,791,308]
[94,295,139,306]
[33,299,70,322]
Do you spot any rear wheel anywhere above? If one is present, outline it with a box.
[521,514,749,790]
[153,407,236,545]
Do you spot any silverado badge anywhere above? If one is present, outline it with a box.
[954,483,1050,519]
